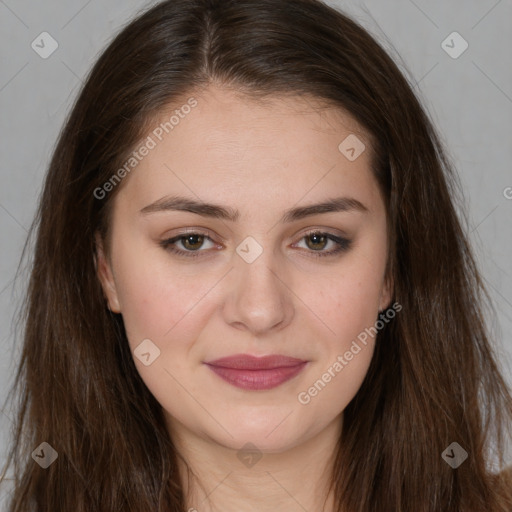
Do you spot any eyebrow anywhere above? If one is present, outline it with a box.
[139,195,369,223]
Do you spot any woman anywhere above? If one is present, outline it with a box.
[2,0,511,510]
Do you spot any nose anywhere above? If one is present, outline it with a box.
[222,248,294,336]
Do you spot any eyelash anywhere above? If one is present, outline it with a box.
[159,230,352,259]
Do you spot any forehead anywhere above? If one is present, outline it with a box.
[114,85,381,216]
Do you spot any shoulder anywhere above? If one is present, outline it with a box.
[499,465,512,482]
[492,465,512,502]
[488,465,512,491]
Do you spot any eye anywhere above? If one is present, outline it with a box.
[160,232,216,258]
[292,230,352,258]
[160,230,352,259]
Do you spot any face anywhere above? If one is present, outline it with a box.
[96,84,392,454]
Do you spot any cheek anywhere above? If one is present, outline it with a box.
[111,260,207,370]
[113,259,211,401]
[298,341,375,412]
[294,266,382,415]
[299,250,386,344]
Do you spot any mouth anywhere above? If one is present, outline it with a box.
[203,354,309,390]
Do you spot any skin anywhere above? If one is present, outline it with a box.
[96,84,393,512]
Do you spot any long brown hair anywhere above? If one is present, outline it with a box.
[2,0,511,510]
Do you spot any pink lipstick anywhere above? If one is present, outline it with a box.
[204,354,308,390]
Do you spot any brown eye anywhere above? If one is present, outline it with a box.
[181,234,205,251]
[294,231,352,258]
[160,231,216,258]
[305,232,329,251]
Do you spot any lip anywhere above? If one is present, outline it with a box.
[206,354,307,370]
[204,354,309,390]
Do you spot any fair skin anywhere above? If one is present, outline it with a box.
[96,84,392,512]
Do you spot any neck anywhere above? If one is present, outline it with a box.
[168,415,342,512]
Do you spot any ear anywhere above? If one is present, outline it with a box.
[94,232,121,313]
[378,272,394,313]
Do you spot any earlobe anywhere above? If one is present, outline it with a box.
[94,232,121,313]
[378,274,394,312]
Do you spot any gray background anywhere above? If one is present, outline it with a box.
[1,0,511,504]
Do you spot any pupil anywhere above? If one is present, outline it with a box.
[184,235,203,250]
[308,233,326,250]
